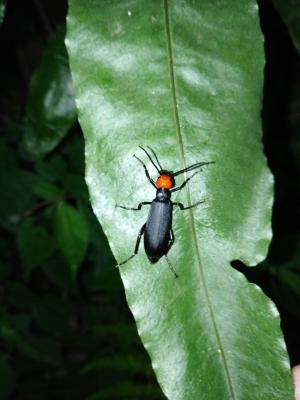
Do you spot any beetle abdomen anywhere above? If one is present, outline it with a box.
[144,200,172,261]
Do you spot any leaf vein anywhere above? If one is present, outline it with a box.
[163,1,236,398]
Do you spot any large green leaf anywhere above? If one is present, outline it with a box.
[67,1,293,399]
[23,25,77,157]
[272,0,300,52]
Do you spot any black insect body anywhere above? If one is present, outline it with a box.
[116,146,213,277]
[144,188,172,263]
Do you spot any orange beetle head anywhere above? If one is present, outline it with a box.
[155,172,175,189]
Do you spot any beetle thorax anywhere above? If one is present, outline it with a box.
[156,188,171,202]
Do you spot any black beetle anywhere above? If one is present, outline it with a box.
[116,146,213,277]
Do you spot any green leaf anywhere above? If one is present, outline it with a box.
[0,169,37,229]
[23,24,77,157]
[272,0,300,52]
[277,266,300,296]
[270,265,300,317]
[0,0,6,25]
[17,218,56,276]
[62,173,89,200]
[33,180,63,200]
[35,155,67,182]
[0,356,16,399]
[67,1,293,399]
[82,355,149,376]
[0,138,18,171]
[53,202,89,275]
[87,382,164,400]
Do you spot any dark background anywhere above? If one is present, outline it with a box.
[0,0,299,398]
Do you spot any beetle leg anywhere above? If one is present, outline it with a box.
[172,200,204,210]
[116,224,146,267]
[133,155,157,189]
[115,202,151,211]
[171,171,199,193]
[165,254,178,278]
[166,229,175,252]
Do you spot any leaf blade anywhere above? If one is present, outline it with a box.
[0,0,6,25]
[272,0,300,52]
[67,1,293,399]
[17,218,56,276]
[23,25,77,157]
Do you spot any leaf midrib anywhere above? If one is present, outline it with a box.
[163,1,236,398]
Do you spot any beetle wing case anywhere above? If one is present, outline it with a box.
[144,200,172,263]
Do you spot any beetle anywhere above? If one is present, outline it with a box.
[115,146,214,277]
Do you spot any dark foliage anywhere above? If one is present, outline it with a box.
[0,0,165,398]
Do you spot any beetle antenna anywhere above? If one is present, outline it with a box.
[173,161,215,177]
[139,146,160,173]
[146,145,163,171]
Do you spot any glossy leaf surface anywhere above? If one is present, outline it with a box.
[272,0,300,52]
[23,25,77,157]
[67,1,293,399]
